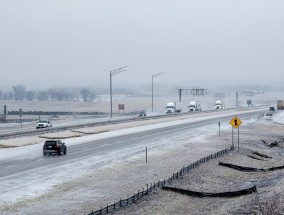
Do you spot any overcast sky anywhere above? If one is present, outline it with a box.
[0,0,283,89]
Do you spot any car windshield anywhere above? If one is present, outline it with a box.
[44,141,56,146]
[39,120,48,123]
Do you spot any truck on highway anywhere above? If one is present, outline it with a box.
[165,102,182,114]
[277,100,284,110]
[215,100,224,110]
[247,100,253,107]
[188,101,202,111]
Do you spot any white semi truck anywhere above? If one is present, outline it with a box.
[215,100,225,109]
[165,102,182,114]
[188,101,202,111]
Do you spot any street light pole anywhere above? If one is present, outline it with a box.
[110,71,113,118]
[110,66,128,118]
[151,72,165,112]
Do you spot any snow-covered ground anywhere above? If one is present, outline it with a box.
[1,91,281,115]
[0,107,283,214]
[272,110,284,124]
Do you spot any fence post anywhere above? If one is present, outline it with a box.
[127,196,129,205]
[107,204,108,213]
[114,201,116,210]
[120,198,122,207]
[164,178,165,185]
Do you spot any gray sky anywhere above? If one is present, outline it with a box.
[0,0,283,89]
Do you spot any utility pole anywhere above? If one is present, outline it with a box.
[110,66,128,118]
[151,72,165,112]
[236,92,238,107]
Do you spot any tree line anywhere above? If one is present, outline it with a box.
[0,84,133,102]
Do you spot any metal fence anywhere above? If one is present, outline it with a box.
[0,105,6,123]
[88,145,235,215]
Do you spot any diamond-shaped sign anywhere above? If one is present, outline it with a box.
[230,116,242,129]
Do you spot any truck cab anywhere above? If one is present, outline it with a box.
[188,101,201,111]
[166,102,181,114]
[215,100,224,109]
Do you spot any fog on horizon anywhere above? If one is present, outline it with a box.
[0,0,283,90]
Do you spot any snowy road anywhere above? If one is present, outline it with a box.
[0,108,267,214]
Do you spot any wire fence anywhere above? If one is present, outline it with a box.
[0,105,6,123]
[88,145,235,215]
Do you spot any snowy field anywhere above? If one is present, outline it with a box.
[0,91,281,115]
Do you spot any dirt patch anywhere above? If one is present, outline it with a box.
[71,129,109,135]
[0,144,17,148]
[38,131,82,139]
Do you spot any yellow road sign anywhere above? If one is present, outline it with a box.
[230,116,242,129]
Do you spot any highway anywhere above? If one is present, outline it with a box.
[0,107,262,139]
[0,109,265,180]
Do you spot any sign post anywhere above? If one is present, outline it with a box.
[229,116,242,152]
[218,121,221,136]
[118,104,125,114]
[146,147,147,163]
[19,108,22,128]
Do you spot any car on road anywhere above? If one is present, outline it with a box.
[263,112,273,120]
[36,119,52,129]
[269,107,275,111]
[43,140,67,156]
[137,111,147,117]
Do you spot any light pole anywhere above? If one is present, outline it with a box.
[152,72,165,112]
[110,66,128,118]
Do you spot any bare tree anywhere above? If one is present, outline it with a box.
[2,91,14,100]
[80,88,91,102]
[25,90,35,101]
[89,90,96,102]
[37,91,49,101]
[12,84,26,101]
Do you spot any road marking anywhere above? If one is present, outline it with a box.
[4,165,15,168]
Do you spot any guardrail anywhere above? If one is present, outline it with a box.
[88,145,235,215]
[0,107,266,139]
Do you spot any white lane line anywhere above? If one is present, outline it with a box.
[4,165,15,168]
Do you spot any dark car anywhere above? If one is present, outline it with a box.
[269,107,275,111]
[137,111,147,117]
[43,140,67,156]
